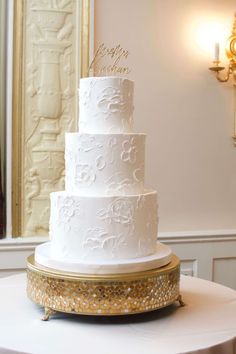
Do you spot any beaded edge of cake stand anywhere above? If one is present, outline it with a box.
[26,254,184,320]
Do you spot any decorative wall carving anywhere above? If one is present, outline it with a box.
[212,257,236,289]
[20,0,81,236]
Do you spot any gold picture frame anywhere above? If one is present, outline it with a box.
[12,0,91,237]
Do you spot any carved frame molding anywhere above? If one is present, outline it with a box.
[12,0,90,237]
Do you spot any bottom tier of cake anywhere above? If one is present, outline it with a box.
[49,190,158,262]
[27,253,181,318]
[35,241,172,274]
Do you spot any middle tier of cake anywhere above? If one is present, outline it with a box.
[49,190,158,262]
[65,132,145,195]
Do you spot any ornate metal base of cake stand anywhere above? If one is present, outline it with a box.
[27,254,183,320]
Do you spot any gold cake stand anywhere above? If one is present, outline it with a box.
[27,254,183,320]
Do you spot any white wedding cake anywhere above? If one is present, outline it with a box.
[35,76,172,274]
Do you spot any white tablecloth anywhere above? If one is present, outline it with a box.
[0,273,236,354]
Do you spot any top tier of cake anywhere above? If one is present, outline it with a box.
[79,76,134,133]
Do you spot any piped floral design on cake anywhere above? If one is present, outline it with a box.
[133,166,144,182]
[121,137,138,164]
[77,135,95,152]
[75,164,96,186]
[108,137,117,148]
[79,79,94,107]
[83,228,126,259]
[96,155,106,171]
[57,197,81,232]
[65,133,145,195]
[105,173,134,195]
[108,137,117,164]
[125,193,156,257]
[97,198,134,226]
[77,135,103,153]
[79,78,134,133]
[97,80,133,120]
[97,87,122,114]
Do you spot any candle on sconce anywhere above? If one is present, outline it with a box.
[214,42,220,61]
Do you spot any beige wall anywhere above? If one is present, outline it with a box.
[94,0,236,233]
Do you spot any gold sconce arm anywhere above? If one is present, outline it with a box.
[208,14,236,144]
[209,61,232,83]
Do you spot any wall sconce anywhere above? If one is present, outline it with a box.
[209,14,236,144]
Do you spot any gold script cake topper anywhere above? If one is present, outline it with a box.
[88,43,131,76]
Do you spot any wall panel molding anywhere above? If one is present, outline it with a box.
[159,231,236,287]
[0,236,47,277]
[212,257,236,289]
[159,229,236,243]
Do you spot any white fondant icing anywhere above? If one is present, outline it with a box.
[121,137,138,163]
[65,133,145,195]
[49,190,158,262]
[79,77,134,133]
[36,76,166,273]
[35,242,172,274]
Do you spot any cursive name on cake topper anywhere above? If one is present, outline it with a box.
[88,43,131,76]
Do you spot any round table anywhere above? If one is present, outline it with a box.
[0,274,236,354]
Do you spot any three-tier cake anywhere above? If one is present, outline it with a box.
[27,77,181,318]
[35,76,172,274]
